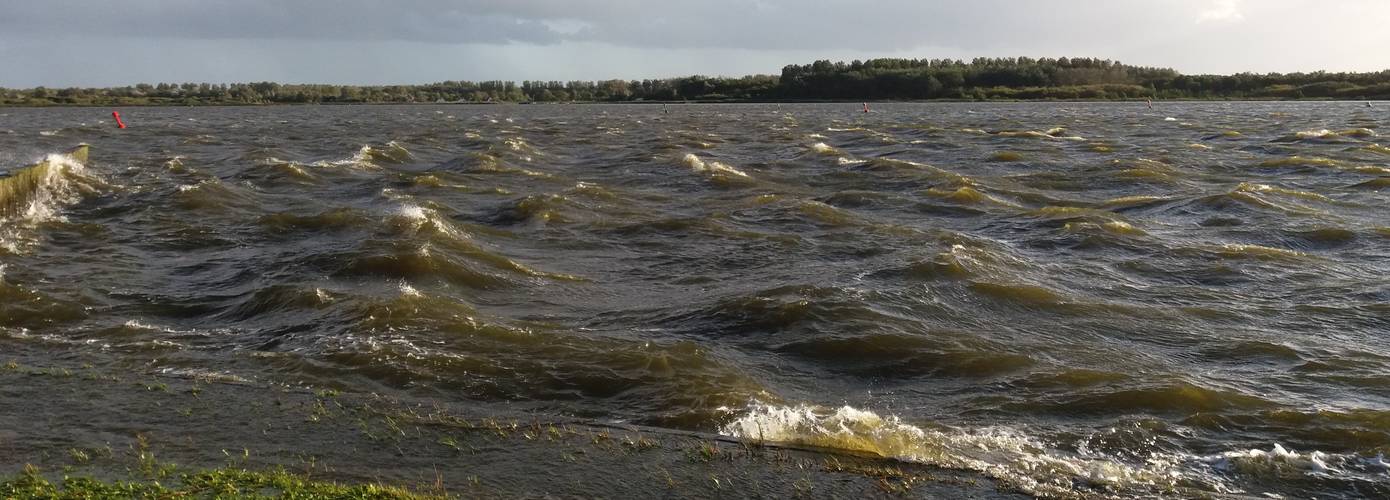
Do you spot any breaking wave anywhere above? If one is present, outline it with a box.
[722,404,1386,498]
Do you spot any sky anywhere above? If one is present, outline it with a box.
[2,0,1388,87]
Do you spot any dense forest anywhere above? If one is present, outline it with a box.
[4,57,1389,106]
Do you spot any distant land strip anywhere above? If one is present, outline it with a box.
[5,57,1389,106]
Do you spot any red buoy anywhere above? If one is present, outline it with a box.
[112,111,126,129]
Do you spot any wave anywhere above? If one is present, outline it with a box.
[1097,195,1173,210]
[992,128,1086,141]
[1258,156,1344,169]
[924,186,1017,207]
[900,242,1036,283]
[316,141,413,169]
[1062,220,1148,237]
[1111,158,1177,182]
[0,145,107,252]
[0,145,98,220]
[681,153,752,184]
[172,179,261,212]
[490,194,575,225]
[990,151,1024,162]
[389,201,585,281]
[300,318,771,428]
[1203,243,1311,261]
[255,158,319,182]
[722,403,1386,497]
[808,142,842,155]
[1233,182,1331,204]
[1351,177,1390,190]
[1193,183,1332,217]
[359,141,413,164]
[721,404,1187,497]
[1276,129,1378,143]
[335,244,514,290]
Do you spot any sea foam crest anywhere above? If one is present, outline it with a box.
[5,153,90,224]
[1,149,105,252]
[682,153,749,177]
[720,403,1381,497]
[721,404,1187,495]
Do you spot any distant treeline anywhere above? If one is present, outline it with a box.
[4,57,1390,106]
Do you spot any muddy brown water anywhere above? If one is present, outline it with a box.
[2,102,1388,497]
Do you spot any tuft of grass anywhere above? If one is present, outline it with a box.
[688,441,724,462]
[621,434,659,451]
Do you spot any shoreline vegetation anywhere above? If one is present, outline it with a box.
[4,57,1389,107]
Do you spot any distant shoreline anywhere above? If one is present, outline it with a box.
[1,97,1383,109]
[4,57,1388,107]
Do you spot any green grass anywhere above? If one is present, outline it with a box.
[2,464,446,499]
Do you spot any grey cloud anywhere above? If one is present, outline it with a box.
[0,0,1217,50]
[0,1,567,44]
[2,0,1387,87]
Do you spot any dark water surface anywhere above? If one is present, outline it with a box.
[3,102,1389,497]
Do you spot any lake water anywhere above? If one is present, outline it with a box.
[2,102,1388,497]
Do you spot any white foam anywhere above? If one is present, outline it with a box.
[123,319,159,330]
[1295,129,1335,139]
[723,403,1385,496]
[157,367,251,384]
[721,404,1167,495]
[682,153,749,178]
[392,204,429,221]
[1204,444,1334,474]
[4,151,100,229]
[504,137,529,151]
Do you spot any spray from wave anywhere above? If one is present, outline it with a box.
[0,145,106,252]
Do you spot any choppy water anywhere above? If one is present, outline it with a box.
[3,102,1389,497]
